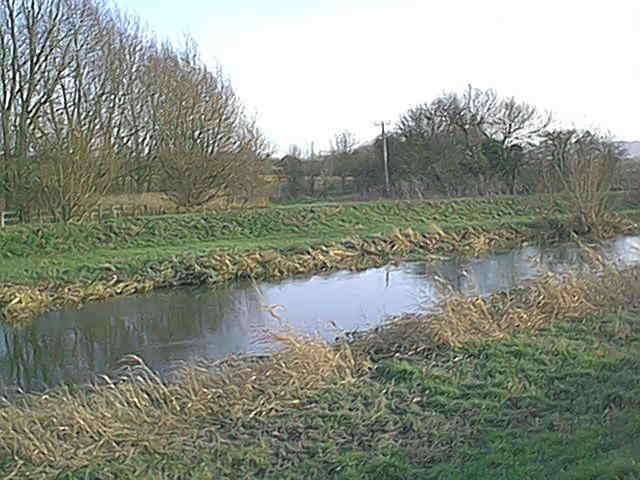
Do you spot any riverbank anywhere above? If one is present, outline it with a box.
[0,195,556,261]
[1,261,639,478]
[1,194,638,323]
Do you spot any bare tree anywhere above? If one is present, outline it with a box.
[395,92,483,195]
[539,129,622,235]
[329,130,357,191]
[331,131,356,153]
[0,0,84,209]
[393,86,551,196]
[27,0,136,220]
[480,96,551,194]
[33,129,119,221]
[153,41,269,208]
[0,0,269,216]
[288,144,303,158]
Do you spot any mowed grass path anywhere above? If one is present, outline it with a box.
[3,308,637,479]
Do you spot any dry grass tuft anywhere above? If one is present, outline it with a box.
[430,272,597,347]
[0,333,365,476]
[0,278,156,324]
[0,284,53,322]
[355,259,640,356]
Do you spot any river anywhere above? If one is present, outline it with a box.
[1,235,639,394]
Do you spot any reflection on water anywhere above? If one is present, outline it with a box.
[2,235,639,394]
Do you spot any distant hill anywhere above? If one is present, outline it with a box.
[617,141,640,158]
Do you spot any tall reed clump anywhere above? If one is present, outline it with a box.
[539,129,624,239]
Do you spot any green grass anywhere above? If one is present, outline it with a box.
[1,193,637,287]
[0,216,540,286]
[4,308,639,479]
[0,195,547,259]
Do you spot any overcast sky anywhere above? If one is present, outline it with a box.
[125,0,639,155]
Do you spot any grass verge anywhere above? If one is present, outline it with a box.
[1,262,640,478]
[4,193,638,263]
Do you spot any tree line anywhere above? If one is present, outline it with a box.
[275,86,627,234]
[302,86,626,203]
[0,0,269,221]
[1,0,628,225]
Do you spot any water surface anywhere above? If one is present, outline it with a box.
[2,235,639,394]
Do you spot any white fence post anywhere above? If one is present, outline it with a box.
[1,211,15,228]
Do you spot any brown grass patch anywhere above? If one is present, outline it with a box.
[356,262,640,358]
[0,334,365,476]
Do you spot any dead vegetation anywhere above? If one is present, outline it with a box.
[0,335,364,476]
[356,253,640,357]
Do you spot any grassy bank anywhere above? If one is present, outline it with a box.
[0,196,550,285]
[0,194,638,323]
[1,196,551,259]
[0,224,534,322]
[1,262,639,479]
[5,193,638,261]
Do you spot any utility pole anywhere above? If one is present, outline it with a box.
[376,121,390,195]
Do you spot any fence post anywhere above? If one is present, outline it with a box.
[1,210,16,228]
